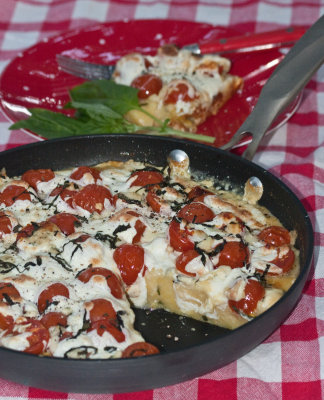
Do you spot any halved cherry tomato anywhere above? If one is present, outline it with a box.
[229,279,265,316]
[164,82,196,104]
[272,248,295,273]
[48,213,80,236]
[0,313,14,331]
[113,244,144,286]
[217,241,248,269]
[22,169,55,191]
[187,186,213,201]
[70,166,101,182]
[0,282,20,302]
[168,220,194,252]
[129,170,164,187]
[258,226,291,247]
[177,202,215,224]
[0,212,12,236]
[122,342,159,358]
[77,267,123,299]
[16,223,38,241]
[131,74,163,99]
[0,185,31,206]
[132,219,146,244]
[88,298,117,323]
[176,249,200,277]
[50,186,77,208]
[146,190,161,213]
[20,319,49,354]
[73,184,112,213]
[38,283,70,313]
[41,312,68,329]
[91,320,125,342]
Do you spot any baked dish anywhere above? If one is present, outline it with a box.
[112,44,243,132]
[0,154,299,359]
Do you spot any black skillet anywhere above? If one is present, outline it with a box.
[0,134,313,393]
[0,13,322,395]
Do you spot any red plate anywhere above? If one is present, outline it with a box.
[0,19,300,148]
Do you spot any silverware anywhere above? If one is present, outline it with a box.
[221,15,324,160]
[56,26,306,81]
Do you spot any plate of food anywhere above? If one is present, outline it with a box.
[0,134,313,393]
[0,20,302,147]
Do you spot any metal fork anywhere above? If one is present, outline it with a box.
[221,15,324,160]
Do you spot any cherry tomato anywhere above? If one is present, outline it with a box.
[132,219,146,244]
[20,319,49,354]
[146,190,161,213]
[0,313,14,331]
[73,184,112,213]
[122,342,159,358]
[0,185,31,206]
[16,223,38,241]
[91,319,125,342]
[272,248,295,273]
[217,241,248,269]
[70,166,101,182]
[176,250,200,277]
[41,312,68,329]
[129,170,164,187]
[258,226,291,247]
[131,74,163,99]
[177,202,215,224]
[77,267,123,299]
[164,82,196,104]
[0,212,12,236]
[50,186,77,208]
[187,186,213,201]
[38,283,70,313]
[229,279,265,316]
[168,220,194,252]
[113,244,144,286]
[0,282,20,302]
[48,213,80,236]
[22,169,55,191]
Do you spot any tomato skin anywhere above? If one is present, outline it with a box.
[176,250,200,277]
[259,226,291,247]
[22,169,55,191]
[50,186,77,208]
[0,313,14,331]
[132,219,146,244]
[41,312,68,329]
[0,212,12,236]
[38,283,70,313]
[131,74,163,99]
[229,279,265,316]
[164,82,196,104]
[122,342,159,358]
[187,186,213,202]
[0,282,20,302]
[70,166,100,182]
[130,170,164,187]
[113,244,145,286]
[73,184,112,213]
[0,185,31,206]
[168,220,194,252]
[16,223,38,241]
[48,213,80,236]
[177,202,215,224]
[77,267,123,299]
[272,248,295,273]
[146,190,161,213]
[217,241,249,269]
[91,320,125,342]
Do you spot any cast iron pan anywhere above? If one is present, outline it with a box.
[0,134,313,393]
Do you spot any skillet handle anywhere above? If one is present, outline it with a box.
[222,15,324,161]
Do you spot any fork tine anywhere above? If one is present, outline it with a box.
[56,55,115,80]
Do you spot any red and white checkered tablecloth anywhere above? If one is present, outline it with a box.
[0,1,323,399]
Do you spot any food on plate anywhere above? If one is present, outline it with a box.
[113,44,243,132]
[0,155,299,359]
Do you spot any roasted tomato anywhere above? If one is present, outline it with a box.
[129,170,164,187]
[0,185,31,206]
[38,283,70,313]
[73,184,112,213]
[0,212,12,236]
[217,241,249,269]
[0,313,14,331]
[176,249,200,277]
[187,186,213,202]
[259,226,291,247]
[131,74,163,99]
[168,219,194,252]
[229,279,265,316]
[70,166,101,182]
[122,342,159,358]
[41,312,68,329]
[146,190,162,213]
[0,282,20,302]
[50,186,77,208]
[164,82,197,104]
[177,202,215,224]
[48,212,80,236]
[77,267,123,299]
[272,248,295,273]
[132,219,146,244]
[113,244,145,286]
[22,169,55,191]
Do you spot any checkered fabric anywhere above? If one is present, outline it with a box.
[0,1,323,399]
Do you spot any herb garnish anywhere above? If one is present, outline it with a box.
[9,80,214,144]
